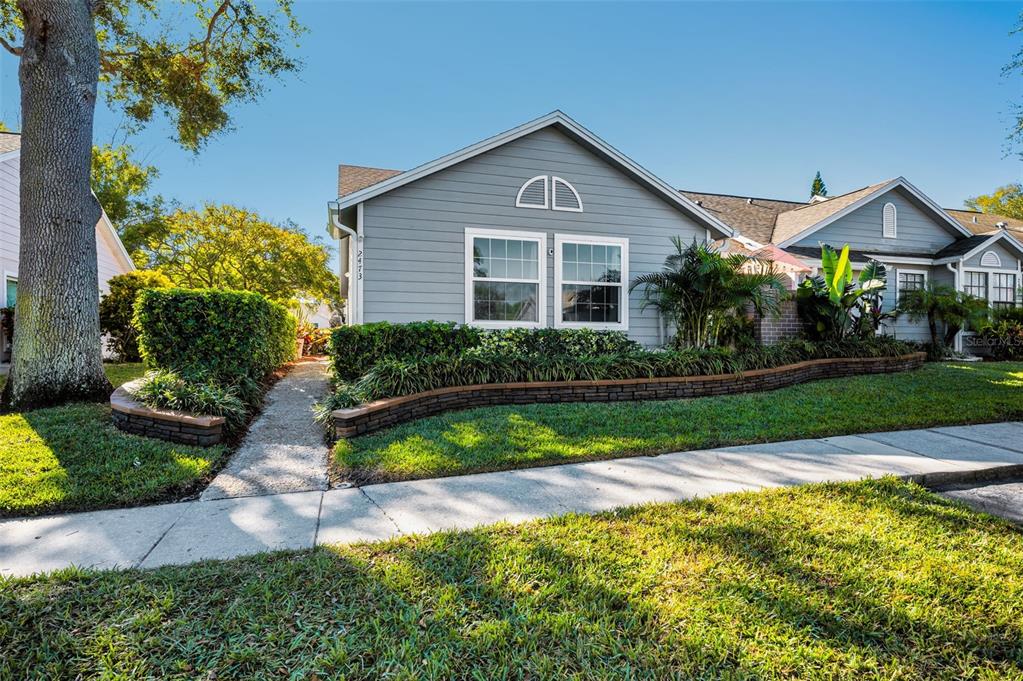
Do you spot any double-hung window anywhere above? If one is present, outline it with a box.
[465,228,545,328]
[963,271,988,300]
[896,270,926,303]
[554,234,628,330]
[991,273,1018,309]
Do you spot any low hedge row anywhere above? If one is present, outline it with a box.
[329,322,639,381]
[135,288,297,383]
[322,336,914,412]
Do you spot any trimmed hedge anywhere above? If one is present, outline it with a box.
[322,336,914,412]
[329,323,641,381]
[135,288,297,382]
[99,270,173,361]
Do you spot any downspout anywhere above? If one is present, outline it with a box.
[328,201,360,325]
[947,261,962,353]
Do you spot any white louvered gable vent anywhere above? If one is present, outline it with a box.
[980,250,1002,268]
[552,177,583,212]
[516,176,548,209]
[882,202,897,238]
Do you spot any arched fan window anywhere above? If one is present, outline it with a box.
[882,202,897,238]
[980,250,1002,268]
[552,177,583,212]
[515,176,548,209]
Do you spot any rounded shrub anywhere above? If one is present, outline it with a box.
[99,270,172,361]
[135,288,297,382]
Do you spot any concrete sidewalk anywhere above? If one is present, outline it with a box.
[3,421,1023,578]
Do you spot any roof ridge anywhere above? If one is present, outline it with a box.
[680,189,806,205]
[777,179,895,215]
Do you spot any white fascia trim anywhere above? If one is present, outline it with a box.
[339,110,734,238]
[868,255,934,265]
[0,149,19,164]
[551,176,584,213]
[553,232,629,331]
[936,230,1023,265]
[97,206,136,272]
[515,175,548,209]
[355,203,365,324]
[777,177,974,248]
[464,227,547,329]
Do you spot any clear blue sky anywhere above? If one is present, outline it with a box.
[2,1,1022,245]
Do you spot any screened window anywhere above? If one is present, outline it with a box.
[465,229,545,327]
[992,273,1018,309]
[4,277,15,308]
[555,235,628,329]
[897,270,926,301]
[963,271,987,300]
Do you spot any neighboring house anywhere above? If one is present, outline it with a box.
[0,131,135,362]
[328,111,734,346]
[681,179,1023,346]
[328,111,1022,348]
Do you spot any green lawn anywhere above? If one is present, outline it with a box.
[2,479,1022,679]
[0,363,229,516]
[335,362,1023,484]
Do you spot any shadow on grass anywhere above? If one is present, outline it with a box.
[7,479,1019,678]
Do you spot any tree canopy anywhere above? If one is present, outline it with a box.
[810,171,827,198]
[91,143,172,256]
[964,183,1023,220]
[143,203,338,303]
[0,0,304,151]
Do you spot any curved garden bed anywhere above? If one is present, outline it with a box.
[332,352,926,438]
[111,378,226,446]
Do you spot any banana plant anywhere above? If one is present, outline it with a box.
[796,244,891,340]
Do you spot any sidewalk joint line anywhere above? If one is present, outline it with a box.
[312,491,325,545]
[134,505,190,569]
[925,428,1023,455]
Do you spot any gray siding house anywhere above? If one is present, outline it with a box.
[329,111,1023,348]
[329,111,734,346]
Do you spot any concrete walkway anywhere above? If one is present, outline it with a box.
[201,359,330,500]
[2,421,1023,578]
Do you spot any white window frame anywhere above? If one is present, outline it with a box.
[464,227,546,329]
[962,269,988,300]
[551,176,584,213]
[895,268,927,305]
[515,175,549,210]
[963,266,1021,306]
[2,269,16,309]
[882,202,897,239]
[554,233,629,331]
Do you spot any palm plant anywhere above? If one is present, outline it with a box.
[897,284,989,353]
[795,244,891,341]
[629,237,786,349]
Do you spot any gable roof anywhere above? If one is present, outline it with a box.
[336,110,734,238]
[773,177,974,247]
[933,229,1023,264]
[679,191,804,245]
[945,208,1023,241]
[339,165,401,197]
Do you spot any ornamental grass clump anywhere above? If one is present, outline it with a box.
[131,369,249,431]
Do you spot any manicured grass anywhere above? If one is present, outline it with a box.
[0,363,228,516]
[2,479,1022,678]
[335,362,1023,484]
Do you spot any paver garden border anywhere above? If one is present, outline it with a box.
[331,352,927,439]
[110,379,225,446]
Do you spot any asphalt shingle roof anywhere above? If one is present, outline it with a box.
[338,164,402,197]
[771,180,894,245]
[945,208,1023,241]
[679,191,805,245]
[932,235,1000,260]
[0,132,21,154]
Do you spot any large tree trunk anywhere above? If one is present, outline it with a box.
[0,0,110,411]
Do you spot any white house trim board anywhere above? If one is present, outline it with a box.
[0,150,19,164]
[98,208,135,272]
[551,176,584,213]
[553,232,629,331]
[464,227,547,329]
[355,203,365,325]
[515,175,549,209]
[777,177,974,248]
[339,110,734,238]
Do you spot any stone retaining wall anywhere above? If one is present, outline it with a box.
[332,352,926,439]
[110,380,226,446]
